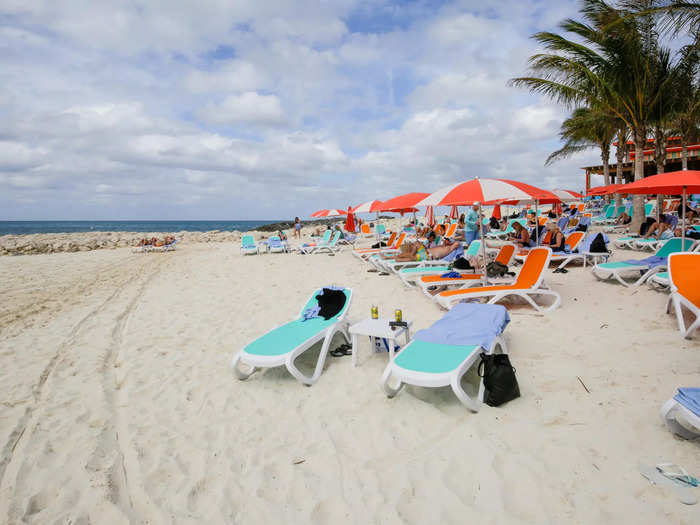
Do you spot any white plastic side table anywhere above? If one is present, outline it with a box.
[348,318,412,367]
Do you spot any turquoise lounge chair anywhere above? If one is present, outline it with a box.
[232,288,352,385]
[267,236,288,253]
[592,204,615,224]
[381,303,509,412]
[240,234,260,255]
[591,238,694,286]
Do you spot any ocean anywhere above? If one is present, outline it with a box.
[0,220,285,236]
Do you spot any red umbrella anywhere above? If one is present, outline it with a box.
[352,200,384,213]
[344,206,356,233]
[378,192,430,211]
[613,170,700,247]
[416,178,556,206]
[551,189,583,201]
[587,184,623,196]
[449,205,459,220]
[425,205,436,227]
[311,209,347,218]
[492,204,502,220]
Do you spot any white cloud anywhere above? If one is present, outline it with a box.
[0,0,596,220]
[198,92,286,126]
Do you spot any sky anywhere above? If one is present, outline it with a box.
[0,0,608,220]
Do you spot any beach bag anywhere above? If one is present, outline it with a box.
[478,353,520,407]
[639,217,656,236]
[589,233,607,253]
[575,223,588,232]
[486,261,509,278]
[453,257,473,270]
[371,241,387,248]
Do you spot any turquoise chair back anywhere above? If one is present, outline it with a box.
[656,238,694,258]
[377,224,386,234]
[644,203,654,216]
[320,230,332,243]
[242,235,256,247]
[464,240,482,256]
[329,230,341,245]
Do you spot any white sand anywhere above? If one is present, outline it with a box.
[0,234,698,523]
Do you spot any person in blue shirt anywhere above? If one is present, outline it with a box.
[463,203,480,245]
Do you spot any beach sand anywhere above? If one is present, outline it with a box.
[0,232,698,523]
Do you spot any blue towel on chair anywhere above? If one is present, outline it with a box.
[440,271,462,278]
[623,255,665,268]
[413,303,510,349]
[675,388,700,418]
[441,244,464,262]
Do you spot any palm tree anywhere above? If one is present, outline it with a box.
[614,126,630,205]
[510,0,679,231]
[546,107,617,199]
[670,46,700,169]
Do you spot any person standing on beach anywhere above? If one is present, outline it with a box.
[463,203,480,245]
[293,217,301,239]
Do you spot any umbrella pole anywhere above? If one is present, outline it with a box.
[535,200,539,244]
[479,204,487,285]
[682,186,687,250]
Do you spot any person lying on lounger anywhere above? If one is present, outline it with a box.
[615,211,632,225]
[379,240,461,262]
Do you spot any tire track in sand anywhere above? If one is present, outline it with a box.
[0,255,166,522]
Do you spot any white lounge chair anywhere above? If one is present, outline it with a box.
[240,234,260,255]
[660,388,700,440]
[665,252,700,338]
[381,303,509,412]
[591,238,693,286]
[231,287,352,385]
[434,247,561,313]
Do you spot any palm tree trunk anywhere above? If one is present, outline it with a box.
[629,129,646,233]
[601,144,611,203]
[614,129,626,207]
[681,136,689,170]
[654,127,666,222]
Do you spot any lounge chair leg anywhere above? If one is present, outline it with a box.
[451,362,481,412]
[660,399,700,440]
[381,366,403,397]
[231,353,256,380]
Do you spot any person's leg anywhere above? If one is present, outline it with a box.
[643,222,658,238]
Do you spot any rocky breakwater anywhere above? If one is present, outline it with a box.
[0,230,255,256]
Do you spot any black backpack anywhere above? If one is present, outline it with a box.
[588,232,607,253]
[478,353,520,407]
[486,261,513,277]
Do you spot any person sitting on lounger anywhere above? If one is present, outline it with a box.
[546,223,566,252]
[643,214,677,239]
[615,211,632,225]
[508,222,530,248]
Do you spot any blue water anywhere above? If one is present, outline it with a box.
[0,220,285,235]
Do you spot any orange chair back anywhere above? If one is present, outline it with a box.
[565,231,585,251]
[515,248,550,288]
[669,253,700,307]
[495,244,515,266]
[385,232,397,246]
[541,231,552,245]
[577,204,584,212]
[538,217,547,226]
[444,223,457,237]
[393,233,406,249]
[361,224,371,234]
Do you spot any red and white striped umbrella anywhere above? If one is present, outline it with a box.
[424,205,436,227]
[449,205,459,220]
[352,200,384,213]
[551,189,583,201]
[416,178,556,206]
[378,192,430,211]
[310,209,347,218]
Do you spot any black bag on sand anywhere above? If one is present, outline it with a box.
[478,353,520,407]
[589,232,607,253]
[371,241,387,248]
[486,261,509,277]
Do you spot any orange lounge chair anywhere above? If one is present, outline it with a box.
[416,244,516,297]
[353,231,397,255]
[666,253,700,338]
[352,233,405,260]
[514,231,585,269]
[434,247,561,313]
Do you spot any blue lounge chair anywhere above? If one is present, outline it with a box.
[381,303,510,412]
[232,288,352,385]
